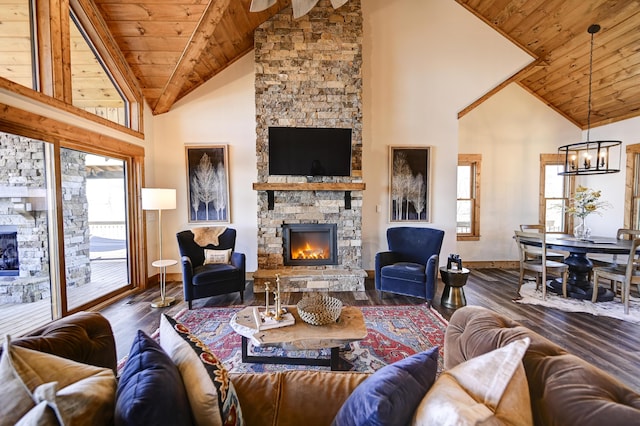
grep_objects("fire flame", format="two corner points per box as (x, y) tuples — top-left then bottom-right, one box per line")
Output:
(293, 242), (326, 260)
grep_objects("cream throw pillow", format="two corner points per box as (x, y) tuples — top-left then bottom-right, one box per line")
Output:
(412, 337), (533, 426)
(160, 314), (223, 426)
(0, 335), (116, 426)
(203, 248), (232, 265)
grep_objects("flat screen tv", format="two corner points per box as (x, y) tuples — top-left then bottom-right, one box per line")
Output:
(268, 127), (352, 177)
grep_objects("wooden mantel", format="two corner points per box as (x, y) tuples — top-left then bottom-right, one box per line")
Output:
(253, 182), (366, 210)
(252, 182), (365, 191)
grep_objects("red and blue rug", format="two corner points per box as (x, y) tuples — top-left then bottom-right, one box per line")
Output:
(171, 304), (447, 374)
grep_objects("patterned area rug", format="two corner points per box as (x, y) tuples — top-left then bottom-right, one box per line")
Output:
(171, 305), (447, 374)
(515, 281), (640, 324)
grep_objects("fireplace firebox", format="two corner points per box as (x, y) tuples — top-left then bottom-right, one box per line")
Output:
(283, 224), (338, 266)
(0, 226), (19, 277)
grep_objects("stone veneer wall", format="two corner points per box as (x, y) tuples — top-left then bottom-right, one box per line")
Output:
(254, 0), (364, 291)
(0, 132), (90, 303)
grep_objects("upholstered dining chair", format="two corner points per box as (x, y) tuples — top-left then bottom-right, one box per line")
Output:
(592, 232), (640, 314)
(514, 230), (568, 300)
(374, 227), (444, 306)
(519, 224), (565, 262)
(176, 227), (246, 309)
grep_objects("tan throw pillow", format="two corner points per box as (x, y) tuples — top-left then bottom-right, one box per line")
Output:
(203, 248), (232, 265)
(0, 335), (116, 426)
(412, 337), (533, 426)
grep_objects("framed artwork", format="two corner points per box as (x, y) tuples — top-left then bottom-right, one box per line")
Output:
(389, 146), (431, 222)
(185, 145), (230, 223)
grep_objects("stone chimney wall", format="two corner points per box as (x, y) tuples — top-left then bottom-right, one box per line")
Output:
(254, 0), (365, 291)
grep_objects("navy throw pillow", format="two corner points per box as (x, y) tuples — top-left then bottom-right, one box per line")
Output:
(332, 346), (439, 426)
(115, 330), (192, 426)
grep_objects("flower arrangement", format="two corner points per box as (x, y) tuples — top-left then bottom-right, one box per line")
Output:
(567, 186), (610, 219)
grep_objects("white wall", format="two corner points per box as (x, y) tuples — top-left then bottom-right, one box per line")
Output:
(457, 84), (580, 261)
(458, 85), (640, 262)
(360, 0), (531, 267)
(579, 116), (640, 237)
(149, 0), (640, 273)
(151, 54), (258, 272)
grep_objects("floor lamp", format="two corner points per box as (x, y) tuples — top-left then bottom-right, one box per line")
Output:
(142, 188), (177, 308)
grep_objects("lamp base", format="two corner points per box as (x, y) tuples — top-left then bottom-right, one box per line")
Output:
(151, 296), (176, 308)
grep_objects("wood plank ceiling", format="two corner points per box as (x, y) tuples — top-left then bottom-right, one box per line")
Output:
(93, 0), (291, 115)
(1, 0), (638, 127)
(456, 0), (640, 129)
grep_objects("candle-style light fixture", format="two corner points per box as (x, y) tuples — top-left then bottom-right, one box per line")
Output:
(557, 24), (622, 176)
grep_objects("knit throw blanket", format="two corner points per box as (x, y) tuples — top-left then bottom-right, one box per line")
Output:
(192, 226), (227, 247)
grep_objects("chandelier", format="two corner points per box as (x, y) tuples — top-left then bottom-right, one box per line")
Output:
(250, 0), (349, 19)
(557, 24), (622, 176)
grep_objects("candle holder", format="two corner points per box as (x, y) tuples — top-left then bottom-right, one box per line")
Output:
(264, 281), (274, 317)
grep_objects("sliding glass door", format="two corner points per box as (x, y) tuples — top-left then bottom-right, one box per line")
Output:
(0, 131), (136, 339)
(61, 149), (130, 311)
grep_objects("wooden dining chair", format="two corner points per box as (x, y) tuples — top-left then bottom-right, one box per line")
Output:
(514, 230), (568, 300)
(592, 234), (640, 314)
(519, 224), (565, 262)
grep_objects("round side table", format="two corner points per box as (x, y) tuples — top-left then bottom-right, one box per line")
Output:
(439, 266), (470, 309)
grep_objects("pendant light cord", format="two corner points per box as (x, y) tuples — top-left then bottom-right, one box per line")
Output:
(586, 24), (600, 142)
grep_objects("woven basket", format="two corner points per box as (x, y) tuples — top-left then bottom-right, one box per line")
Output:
(297, 295), (343, 326)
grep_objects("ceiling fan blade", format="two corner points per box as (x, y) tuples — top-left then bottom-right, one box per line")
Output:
(292, 0), (319, 18)
(250, 0), (277, 12)
(330, 0), (348, 9)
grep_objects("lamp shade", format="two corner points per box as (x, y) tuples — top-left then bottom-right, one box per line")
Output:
(141, 188), (176, 210)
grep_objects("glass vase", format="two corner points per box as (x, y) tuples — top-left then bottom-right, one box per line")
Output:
(574, 216), (592, 240)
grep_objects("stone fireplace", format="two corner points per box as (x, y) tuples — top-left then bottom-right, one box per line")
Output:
(253, 0), (366, 292)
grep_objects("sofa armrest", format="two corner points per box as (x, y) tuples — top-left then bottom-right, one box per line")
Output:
(374, 251), (399, 289)
(231, 251), (246, 278)
(5, 311), (117, 373)
(446, 306), (640, 426)
(425, 253), (439, 301)
(230, 371), (369, 426)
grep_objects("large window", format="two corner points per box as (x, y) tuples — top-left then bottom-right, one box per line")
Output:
(457, 154), (481, 240)
(0, 0), (35, 90)
(539, 154), (574, 233)
(70, 12), (128, 127)
(0, 1), (142, 132)
(0, 105), (146, 337)
(625, 144), (640, 229)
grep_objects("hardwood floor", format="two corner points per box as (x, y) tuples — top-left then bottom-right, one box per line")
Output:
(99, 268), (640, 392)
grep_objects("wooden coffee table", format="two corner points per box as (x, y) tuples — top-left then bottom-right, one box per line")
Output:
(230, 305), (367, 371)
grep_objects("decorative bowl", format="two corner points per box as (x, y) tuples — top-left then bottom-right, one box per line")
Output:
(296, 295), (343, 326)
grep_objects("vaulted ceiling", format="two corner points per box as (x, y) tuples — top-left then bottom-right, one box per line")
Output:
(4, 1), (639, 128)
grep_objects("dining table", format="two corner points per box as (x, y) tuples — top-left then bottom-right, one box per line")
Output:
(518, 234), (635, 302)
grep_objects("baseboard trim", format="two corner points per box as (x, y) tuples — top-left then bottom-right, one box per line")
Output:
(365, 261), (517, 276)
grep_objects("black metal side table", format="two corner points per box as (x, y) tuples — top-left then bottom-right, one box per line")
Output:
(439, 266), (470, 309)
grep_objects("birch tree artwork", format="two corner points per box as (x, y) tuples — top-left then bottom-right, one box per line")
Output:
(389, 147), (430, 222)
(186, 146), (230, 222)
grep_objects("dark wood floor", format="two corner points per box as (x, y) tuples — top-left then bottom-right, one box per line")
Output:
(99, 268), (640, 392)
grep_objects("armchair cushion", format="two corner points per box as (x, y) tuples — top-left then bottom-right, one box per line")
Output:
(381, 262), (425, 282)
(192, 264), (240, 285)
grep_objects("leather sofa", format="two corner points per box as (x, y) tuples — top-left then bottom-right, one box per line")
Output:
(5, 307), (640, 425)
(446, 306), (640, 426)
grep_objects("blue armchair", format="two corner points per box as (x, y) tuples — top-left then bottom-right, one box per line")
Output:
(176, 228), (246, 309)
(375, 227), (445, 306)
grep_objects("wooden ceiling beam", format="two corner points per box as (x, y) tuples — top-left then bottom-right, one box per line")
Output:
(152, 0), (232, 115)
(457, 58), (546, 120)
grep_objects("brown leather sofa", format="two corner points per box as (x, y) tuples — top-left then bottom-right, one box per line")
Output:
(445, 306), (640, 426)
(2, 311), (117, 373)
(6, 308), (640, 426)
